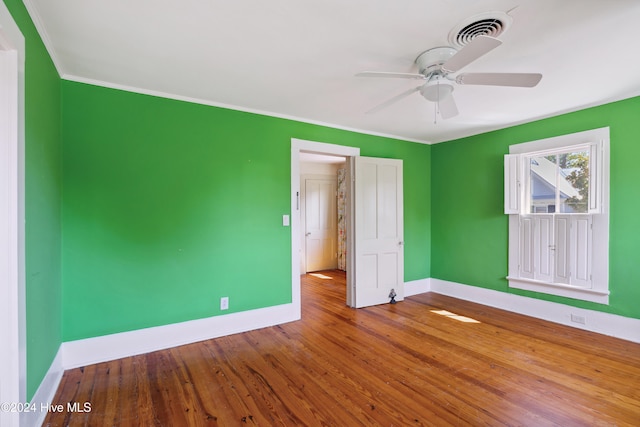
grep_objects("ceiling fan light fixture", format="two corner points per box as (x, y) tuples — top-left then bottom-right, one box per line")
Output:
(420, 79), (454, 102)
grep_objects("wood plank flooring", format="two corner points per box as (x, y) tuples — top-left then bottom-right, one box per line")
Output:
(43, 271), (640, 426)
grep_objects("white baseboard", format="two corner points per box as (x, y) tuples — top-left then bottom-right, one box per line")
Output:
(405, 277), (431, 297)
(61, 277), (431, 370)
(22, 346), (64, 427)
(31, 277), (638, 424)
(430, 278), (640, 344)
(23, 303), (298, 425)
(62, 279), (431, 369)
(60, 277), (640, 372)
(62, 302), (300, 369)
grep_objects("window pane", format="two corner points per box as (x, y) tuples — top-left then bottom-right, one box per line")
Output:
(529, 150), (589, 214)
(558, 150), (589, 213)
(529, 155), (557, 213)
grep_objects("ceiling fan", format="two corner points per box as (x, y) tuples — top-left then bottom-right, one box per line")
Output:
(356, 35), (542, 119)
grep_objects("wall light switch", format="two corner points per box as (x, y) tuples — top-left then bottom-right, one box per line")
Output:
(282, 214), (290, 227)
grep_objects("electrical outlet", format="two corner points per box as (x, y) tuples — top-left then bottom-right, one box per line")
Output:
(220, 297), (229, 310)
(570, 313), (586, 324)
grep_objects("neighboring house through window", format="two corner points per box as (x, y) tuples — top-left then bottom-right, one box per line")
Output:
(504, 127), (610, 304)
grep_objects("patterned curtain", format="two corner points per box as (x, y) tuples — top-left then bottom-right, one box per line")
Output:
(337, 168), (347, 271)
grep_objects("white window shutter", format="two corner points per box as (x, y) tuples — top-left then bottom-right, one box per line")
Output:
(588, 142), (601, 213)
(571, 215), (592, 288)
(504, 154), (520, 214)
(519, 216), (535, 279)
(534, 215), (554, 283)
(554, 215), (571, 285)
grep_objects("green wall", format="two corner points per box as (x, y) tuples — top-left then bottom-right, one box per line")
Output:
(432, 96), (640, 319)
(8, 0), (640, 399)
(3, 0), (63, 398)
(61, 81), (431, 341)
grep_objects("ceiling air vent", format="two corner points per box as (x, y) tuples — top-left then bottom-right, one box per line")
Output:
(448, 12), (513, 48)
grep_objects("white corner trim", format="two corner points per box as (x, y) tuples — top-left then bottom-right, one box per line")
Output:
(0, 7), (26, 427)
(21, 346), (64, 427)
(404, 278), (431, 297)
(431, 278), (640, 344)
(21, 1), (63, 76)
(62, 303), (299, 370)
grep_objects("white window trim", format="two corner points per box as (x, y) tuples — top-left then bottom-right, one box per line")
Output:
(506, 127), (610, 304)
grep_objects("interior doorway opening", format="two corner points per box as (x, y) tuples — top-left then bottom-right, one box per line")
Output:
(290, 139), (360, 314)
(291, 139), (404, 311)
(299, 152), (346, 275)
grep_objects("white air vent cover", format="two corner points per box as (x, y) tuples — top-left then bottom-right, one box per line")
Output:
(448, 12), (513, 48)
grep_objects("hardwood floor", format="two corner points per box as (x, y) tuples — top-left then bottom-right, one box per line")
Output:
(44, 271), (640, 426)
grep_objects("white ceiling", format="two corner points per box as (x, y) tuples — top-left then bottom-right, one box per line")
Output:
(25, 0), (640, 144)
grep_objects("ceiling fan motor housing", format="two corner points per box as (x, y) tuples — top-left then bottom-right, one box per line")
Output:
(415, 46), (457, 75)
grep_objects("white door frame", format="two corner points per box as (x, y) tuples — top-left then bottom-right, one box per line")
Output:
(0, 5), (26, 427)
(291, 139), (359, 314)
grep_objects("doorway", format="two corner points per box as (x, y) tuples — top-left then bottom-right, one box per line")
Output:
(299, 153), (346, 274)
(291, 139), (405, 311)
(290, 139), (359, 314)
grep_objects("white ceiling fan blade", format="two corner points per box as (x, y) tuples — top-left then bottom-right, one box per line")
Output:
(438, 94), (458, 119)
(456, 72), (542, 87)
(365, 86), (421, 114)
(356, 71), (427, 80)
(441, 35), (502, 73)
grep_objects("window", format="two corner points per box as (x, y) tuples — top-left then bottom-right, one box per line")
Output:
(528, 148), (590, 214)
(504, 128), (609, 304)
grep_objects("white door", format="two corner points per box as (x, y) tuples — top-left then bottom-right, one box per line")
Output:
(351, 156), (403, 308)
(305, 179), (337, 272)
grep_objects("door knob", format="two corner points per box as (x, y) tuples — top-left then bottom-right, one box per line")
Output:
(306, 232), (311, 236)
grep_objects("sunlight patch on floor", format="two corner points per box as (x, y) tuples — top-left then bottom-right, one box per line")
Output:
(431, 309), (481, 324)
(309, 273), (333, 280)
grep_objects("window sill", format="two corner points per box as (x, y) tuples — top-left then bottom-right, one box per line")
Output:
(507, 277), (609, 305)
